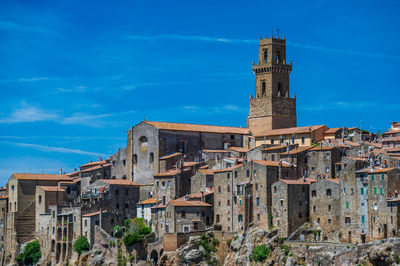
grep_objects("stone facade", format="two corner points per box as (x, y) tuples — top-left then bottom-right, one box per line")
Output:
(310, 179), (340, 241)
(271, 179), (312, 237)
(111, 147), (127, 179)
(308, 146), (342, 179)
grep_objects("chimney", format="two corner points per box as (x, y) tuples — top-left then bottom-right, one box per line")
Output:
(90, 160), (92, 163)
(59, 168), (62, 175)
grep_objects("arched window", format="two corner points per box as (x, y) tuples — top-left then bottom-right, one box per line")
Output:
(278, 82), (282, 96)
(262, 82), (266, 96)
(264, 50), (268, 63)
(276, 51), (280, 63)
(139, 136), (148, 153)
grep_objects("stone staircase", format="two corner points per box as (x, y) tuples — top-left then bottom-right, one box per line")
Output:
(15, 200), (36, 243)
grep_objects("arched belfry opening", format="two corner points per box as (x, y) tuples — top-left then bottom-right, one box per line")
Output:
(277, 82), (282, 96)
(262, 82), (266, 96)
(276, 51), (280, 63)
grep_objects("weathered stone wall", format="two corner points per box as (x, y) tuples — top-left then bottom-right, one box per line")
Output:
(110, 147), (127, 179)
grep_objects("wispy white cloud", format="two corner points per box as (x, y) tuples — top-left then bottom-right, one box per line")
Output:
(0, 141), (108, 157)
(0, 20), (63, 37)
(124, 34), (400, 59)
(0, 102), (59, 123)
(0, 102), (135, 127)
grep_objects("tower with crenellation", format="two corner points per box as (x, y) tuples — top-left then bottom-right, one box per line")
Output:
(247, 34), (297, 137)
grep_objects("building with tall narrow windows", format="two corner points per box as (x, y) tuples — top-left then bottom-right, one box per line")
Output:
(247, 35), (297, 137)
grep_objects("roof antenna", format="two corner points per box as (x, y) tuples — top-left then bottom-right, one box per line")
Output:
(277, 28), (280, 39)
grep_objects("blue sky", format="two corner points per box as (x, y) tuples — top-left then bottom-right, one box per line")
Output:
(0, 0), (399, 184)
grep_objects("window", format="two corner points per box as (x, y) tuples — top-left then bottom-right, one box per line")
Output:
(216, 215), (220, 223)
(361, 215), (365, 223)
(116, 203), (120, 209)
(181, 211), (186, 218)
(345, 217), (351, 224)
(301, 137), (305, 145)
(271, 154), (275, 161)
(85, 220), (88, 226)
(11, 185), (14, 191)
(371, 174), (375, 181)
(262, 82), (266, 96)
(274, 186), (277, 193)
(230, 134), (235, 140)
(123, 160), (126, 166)
(168, 181), (171, 187)
(276, 51), (280, 63)
(271, 139), (274, 145)
(227, 185), (230, 192)
(280, 199), (283, 206)
(313, 206), (316, 212)
(235, 171), (238, 178)
(326, 189), (331, 196)
(326, 152), (330, 160)
(298, 212), (302, 218)
(116, 189), (119, 195)
(351, 188), (354, 195)
(254, 170), (257, 177)
(326, 166), (330, 173)
(112, 160), (115, 167)
(256, 197), (260, 206)
(298, 201), (302, 206)
(328, 218), (332, 224)
(312, 190), (317, 197)
(125, 189), (129, 196)
(218, 186), (221, 193)
(380, 187), (383, 195)
(264, 50), (268, 63)
(238, 214), (243, 222)
(178, 140), (187, 153)
(183, 226), (189, 232)
(346, 202), (349, 208)
(162, 181), (165, 187)
(239, 199), (242, 206)
(381, 174), (385, 181)
(374, 187), (377, 195)
(257, 214), (260, 221)
(255, 183), (258, 191)
(317, 218), (320, 223)
(125, 203), (129, 209)
(132, 154), (137, 164)
(227, 173), (230, 179)
(328, 205), (331, 211)
(247, 170), (250, 177)
(38, 195), (42, 204)
(361, 188), (364, 195)
(149, 153), (154, 163)
(227, 200), (230, 206)
(156, 181), (159, 187)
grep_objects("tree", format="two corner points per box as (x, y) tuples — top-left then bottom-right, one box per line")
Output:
(16, 240), (41, 265)
(249, 244), (271, 262)
(113, 225), (123, 238)
(123, 232), (141, 246)
(73, 236), (90, 256)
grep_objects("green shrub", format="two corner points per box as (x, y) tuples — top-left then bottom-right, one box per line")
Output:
(21, 240), (41, 265)
(123, 232), (142, 246)
(226, 238), (232, 247)
(282, 256), (287, 264)
(16, 253), (25, 265)
(113, 225), (123, 238)
(249, 244), (271, 262)
(109, 240), (116, 247)
(125, 218), (152, 236)
(393, 254), (400, 264)
(306, 244), (309, 250)
(212, 238), (220, 246)
(129, 254), (135, 263)
(280, 244), (291, 256)
(73, 236), (90, 256)
(318, 258), (322, 266)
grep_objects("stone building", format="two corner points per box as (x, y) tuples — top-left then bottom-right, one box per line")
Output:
(338, 157), (369, 244)
(82, 210), (116, 246)
(309, 179), (340, 241)
(151, 199), (212, 239)
(0, 193), (8, 250)
(81, 179), (140, 225)
(35, 186), (65, 231)
(79, 159), (111, 190)
(111, 148), (127, 179)
(126, 120), (250, 185)
(247, 35), (297, 136)
(6, 173), (72, 261)
(271, 178), (314, 238)
(254, 125), (328, 147)
(308, 146), (342, 179)
(190, 169), (215, 194)
(137, 198), (161, 224)
(280, 146), (312, 178)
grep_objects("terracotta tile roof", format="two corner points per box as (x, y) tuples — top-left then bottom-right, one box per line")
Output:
(37, 186), (65, 192)
(326, 178), (339, 184)
(183, 161), (201, 167)
(170, 200), (212, 207)
(281, 146), (313, 155)
(80, 159), (109, 168)
(385, 147), (400, 152)
(199, 169), (215, 175)
(278, 178), (316, 185)
(342, 156), (367, 161)
(228, 147), (250, 153)
(80, 163), (111, 173)
(202, 149), (229, 153)
(13, 173), (72, 181)
(255, 125), (326, 137)
(176, 188), (214, 201)
(154, 169), (181, 177)
(214, 165), (242, 173)
(160, 152), (182, 160)
(310, 146), (336, 151)
(365, 142), (382, 148)
(383, 129), (400, 135)
(151, 203), (167, 209)
(83, 210), (102, 217)
(324, 128), (341, 134)
(262, 145), (288, 151)
(342, 140), (361, 147)
(137, 198), (161, 205)
(97, 179), (139, 186)
(145, 121), (249, 135)
(73, 178), (81, 183)
(253, 160), (291, 168)
(0, 195), (8, 199)
(356, 167), (396, 174)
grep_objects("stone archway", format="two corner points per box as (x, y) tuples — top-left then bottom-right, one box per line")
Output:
(56, 243), (61, 263)
(62, 243), (66, 262)
(150, 249), (158, 264)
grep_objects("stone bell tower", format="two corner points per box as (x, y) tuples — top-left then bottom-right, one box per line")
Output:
(247, 34), (297, 136)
